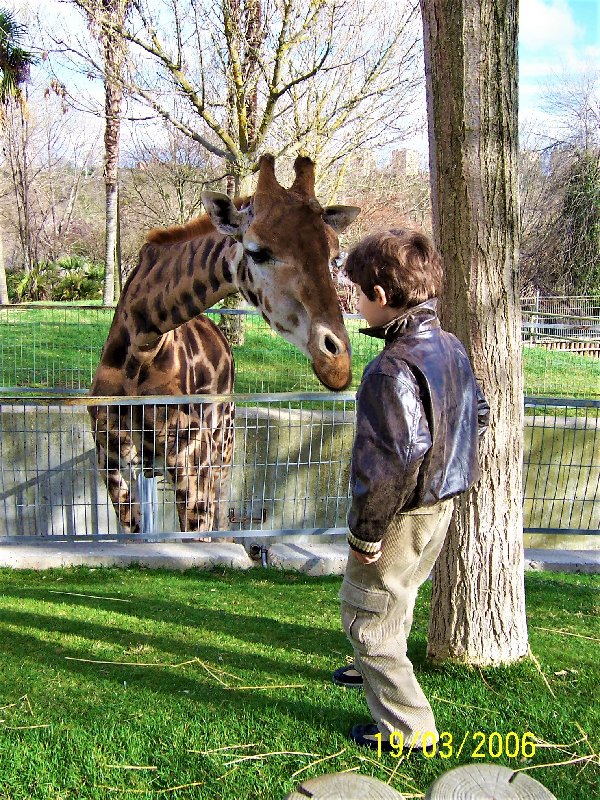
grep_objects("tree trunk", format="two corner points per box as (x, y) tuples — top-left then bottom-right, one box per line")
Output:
(101, 0), (125, 306)
(420, 0), (528, 664)
(0, 228), (8, 304)
(103, 181), (119, 305)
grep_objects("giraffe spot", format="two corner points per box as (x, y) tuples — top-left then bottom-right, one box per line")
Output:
(180, 292), (198, 319)
(125, 356), (140, 380)
(247, 267), (254, 284)
(131, 301), (160, 337)
(187, 242), (198, 275)
(194, 364), (212, 392)
(171, 305), (184, 325)
(192, 279), (207, 306)
(156, 296), (168, 323)
(138, 364), (150, 385)
(288, 313), (299, 328)
(222, 261), (233, 284)
(153, 347), (173, 369)
(217, 367), (233, 393)
(103, 326), (130, 368)
(200, 238), (213, 265)
(247, 289), (259, 308)
(264, 297), (272, 313)
(275, 322), (292, 334)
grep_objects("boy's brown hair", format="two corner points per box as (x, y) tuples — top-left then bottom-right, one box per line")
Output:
(344, 228), (443, 309)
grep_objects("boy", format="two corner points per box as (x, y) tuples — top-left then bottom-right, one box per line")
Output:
(334, 229), (489, 753)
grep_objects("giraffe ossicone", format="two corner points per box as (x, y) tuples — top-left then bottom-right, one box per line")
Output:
(90, 154), (361, 535)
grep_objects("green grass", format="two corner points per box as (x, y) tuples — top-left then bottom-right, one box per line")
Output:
(0, 567), (598, 799)
(0, 305), (598, 398)
(523, 346), (600, 400)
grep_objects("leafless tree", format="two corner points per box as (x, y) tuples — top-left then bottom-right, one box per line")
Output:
(0, 90), (100, 271)
(519, 70), (599, 294)
(122, 121), (220, 231)
(53, 0), (423, 195)
(71, 0), (130, 305)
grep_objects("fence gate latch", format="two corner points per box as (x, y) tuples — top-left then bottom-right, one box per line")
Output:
(228, 507), (267, 524)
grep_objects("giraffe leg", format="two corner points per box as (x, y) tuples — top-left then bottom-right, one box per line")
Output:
(90, 405), (142, 534)
(165, 405), (215, 540)
(209, 401), (235, 535)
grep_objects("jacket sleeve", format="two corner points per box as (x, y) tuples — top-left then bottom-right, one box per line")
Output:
(347, 371), (432, 555)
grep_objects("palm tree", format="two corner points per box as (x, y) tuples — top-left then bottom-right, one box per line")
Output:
(0, 9), (35, 303)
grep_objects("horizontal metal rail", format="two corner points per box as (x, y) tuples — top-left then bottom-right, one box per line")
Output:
(0, 391), (357, 405)
(0, 392), (597, 541)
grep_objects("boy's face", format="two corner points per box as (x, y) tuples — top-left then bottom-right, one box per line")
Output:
(356, 285), (402, 328)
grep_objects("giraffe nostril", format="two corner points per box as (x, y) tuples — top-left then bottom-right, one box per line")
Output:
(324, 334), (340, 356)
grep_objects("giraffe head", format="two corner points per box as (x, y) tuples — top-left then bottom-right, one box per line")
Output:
(202, 155), (360, 390)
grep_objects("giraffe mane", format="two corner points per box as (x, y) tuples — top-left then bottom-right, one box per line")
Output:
(145, 196), (252, 245)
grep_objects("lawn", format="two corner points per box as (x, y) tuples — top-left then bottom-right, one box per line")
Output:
(0, 567), (598, 799)
(0, 304), (599, 398)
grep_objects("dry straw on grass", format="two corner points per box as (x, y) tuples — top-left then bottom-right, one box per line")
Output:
(533, 626), (600, 643)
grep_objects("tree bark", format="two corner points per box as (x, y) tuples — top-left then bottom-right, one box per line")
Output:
(420, 0), (528, 664)
(0, 228), (8, 304)
(101, 0), (126, 305)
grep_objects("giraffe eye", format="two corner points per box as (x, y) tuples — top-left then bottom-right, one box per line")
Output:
(245, 247), (272, 264)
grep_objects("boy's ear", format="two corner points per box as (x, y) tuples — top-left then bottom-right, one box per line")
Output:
(373, 285), (388, 307)
(322, 205), (361, 232)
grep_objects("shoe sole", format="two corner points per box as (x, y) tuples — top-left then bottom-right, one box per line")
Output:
(332, 676), (363, 688)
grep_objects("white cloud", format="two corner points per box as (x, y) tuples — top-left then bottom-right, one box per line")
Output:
(520, 0), (580, 52)
(518, 0), (599, 130)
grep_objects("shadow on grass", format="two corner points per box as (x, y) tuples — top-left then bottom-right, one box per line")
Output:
(0, 582), (368, 734)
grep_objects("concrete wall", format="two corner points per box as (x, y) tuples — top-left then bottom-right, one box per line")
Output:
(0, 403), (598, 548)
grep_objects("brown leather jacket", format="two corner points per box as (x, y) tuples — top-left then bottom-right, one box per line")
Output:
(347, 299), (489, 555)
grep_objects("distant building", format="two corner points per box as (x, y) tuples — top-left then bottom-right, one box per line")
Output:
(390, 148), (421, 176)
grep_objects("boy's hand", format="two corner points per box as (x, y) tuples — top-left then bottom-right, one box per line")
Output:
(352, 547), (382, 564)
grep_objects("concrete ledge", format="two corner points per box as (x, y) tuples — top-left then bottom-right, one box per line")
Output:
(0, 541), (254, 571)
(1, 542), (598, 574)
(523, 548), (600, 574)
(267, 543), (349, 575)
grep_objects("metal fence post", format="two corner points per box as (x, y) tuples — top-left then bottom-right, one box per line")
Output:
(138, 474), (159, 536)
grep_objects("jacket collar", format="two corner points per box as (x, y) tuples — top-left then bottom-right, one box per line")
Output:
(360, 298), (440, 342)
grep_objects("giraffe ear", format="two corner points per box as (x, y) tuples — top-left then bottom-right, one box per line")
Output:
(322, 205), (361, 233)
(202, 191), (249, 237)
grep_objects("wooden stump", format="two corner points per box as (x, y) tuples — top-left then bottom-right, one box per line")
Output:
(424, 764), (556, 799)
(285, 772), (406, 799)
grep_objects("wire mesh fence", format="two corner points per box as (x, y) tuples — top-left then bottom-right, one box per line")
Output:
(0, 393), (597, 543)
(523, 398), (599, 535)
(0, 393), (355, 542)
(1, 302), (598, 398)
(0, 301), (598, 543)
(521, 294), (600, 319)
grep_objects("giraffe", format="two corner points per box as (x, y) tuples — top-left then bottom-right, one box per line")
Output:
(89, 154), (360, 536)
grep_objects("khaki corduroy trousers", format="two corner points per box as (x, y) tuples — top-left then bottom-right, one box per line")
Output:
(340, 500), (454, 745)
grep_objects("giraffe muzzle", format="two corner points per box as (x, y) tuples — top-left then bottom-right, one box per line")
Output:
(309, 324), (352, 391)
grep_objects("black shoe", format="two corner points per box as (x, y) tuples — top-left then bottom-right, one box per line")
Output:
(349, 723), (437, 756)
(332, 664), (363, 688)
(349, 723), (393, 751)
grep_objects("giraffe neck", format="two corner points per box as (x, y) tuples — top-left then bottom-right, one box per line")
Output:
(122, 231), (242, 349)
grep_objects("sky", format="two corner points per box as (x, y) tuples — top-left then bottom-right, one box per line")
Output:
(519, 0), (599, 129)
(4, 0), (600, 157)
